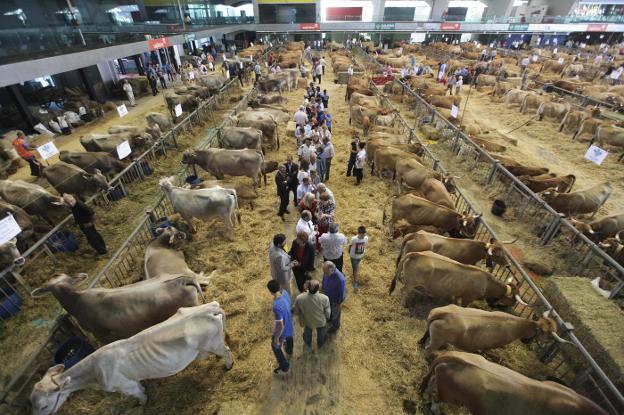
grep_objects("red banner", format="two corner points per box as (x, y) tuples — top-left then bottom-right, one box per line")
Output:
(147, 37), (170, 51)
(439, 22), (461, 31)
(586, 23), (608, 32)
(299, 23), (320, 30)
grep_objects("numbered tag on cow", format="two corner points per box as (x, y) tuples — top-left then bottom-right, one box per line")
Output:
(37, 141), (59, 160)
(450, 105), (459, 119)
(174, 104), (183, 117)
(117, 104), (128, 118)
(0, 214), (21, 245)
(584, 145), (608, 165)
(117, 140), (132, 160)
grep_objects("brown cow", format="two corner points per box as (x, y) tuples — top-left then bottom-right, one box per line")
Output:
(573, 117), (609, 141)
(570, 213), (624, 241)
(591, 125), (624, 153)
(373, 147), (421, 178)
(536, 101), (570, 122)
(421, 351), (609, 415)
(520, 93), (550, 114)
(427, 95), (461, 110)
(558, 109), (591, 133)
(492, 154), (549, 176)
(519, 174), (576, 193)
(418, 306), (564, 357)
(540, 182), (612, 216)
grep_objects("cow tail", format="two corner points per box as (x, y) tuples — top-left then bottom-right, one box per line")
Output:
(419, 364), (436, 395)
(382, 194), (396, 225)
(389, 254), (404, 294)
(396, 235), (408, 267)
(417, 325), (430, 346)
(230, 189), (240, 227)
(274, 121), (280, 149)
(178, 276), (205, 303)
(520, 95), (527, 113)
(536, 102), (544, 121)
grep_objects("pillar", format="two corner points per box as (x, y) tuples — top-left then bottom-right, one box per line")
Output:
(6, 85), (36, 130)
(373, 0), (386, 22)
(134, 55), (145, 75)
(429, 0), (449, 21)
(482, 0), (515, 18)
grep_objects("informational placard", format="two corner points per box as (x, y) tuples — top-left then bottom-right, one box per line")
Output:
(174, 104), (183, 117)
(0, 214), (22, 245)
(188, 71), (195, 80)
(532, 55), (538, 62)
(450, 105), (459, 118)
(117, 104), (128, 118)
(584, 145), (608, 165)
(37, 141), (59, 160)
(558, 57), (565, 64)
(116, 140), (132, 160)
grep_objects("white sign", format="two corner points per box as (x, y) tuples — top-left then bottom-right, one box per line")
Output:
(0, 214), (22, 245)
(174, 104), (183, 117)
(37, 141), (59, 160)
(532, 55), (538, 62)
(450, 105), (459, 119)
(188, 71), (195, 80)
(558, 58), (565, 64)
(78, 106), (87, 115)
(117, 104), (128, 118)
(553, 47), (558, 54)
(584, 145), (608, 165)
(116, 140), (132, 160)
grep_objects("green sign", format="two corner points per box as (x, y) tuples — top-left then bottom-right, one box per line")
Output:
(508, 23), (529, 31)
(184, 33), (196, 42)
(375, 23), (395, 30)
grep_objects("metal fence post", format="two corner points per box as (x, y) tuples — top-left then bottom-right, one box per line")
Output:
(484, 160), (499, 186)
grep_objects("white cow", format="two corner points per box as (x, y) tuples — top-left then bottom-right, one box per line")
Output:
(159, 177), (240, 237)
(30, 302), (233, 415)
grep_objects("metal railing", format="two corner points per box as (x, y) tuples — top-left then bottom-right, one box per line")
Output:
(355, 45), (624, 415)
(0, 45), (274, 415)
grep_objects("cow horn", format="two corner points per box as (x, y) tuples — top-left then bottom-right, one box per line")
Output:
(599, 242), (612, 248)
(616, 233), (622, 243)
(551, 331), (574, 345)
(543, 309), (552, 318)
(515, 294), (529, 306)
(502, 237), (518, 244)
(588, 228), (595, 234)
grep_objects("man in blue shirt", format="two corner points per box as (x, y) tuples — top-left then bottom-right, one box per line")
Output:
(267, 279), (294, 375)
(321, 261), (347, 334)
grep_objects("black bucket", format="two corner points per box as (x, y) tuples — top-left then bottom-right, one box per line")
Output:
(491, 199), (507, 216)
(106, 183), (127, 201)
(141, 160), (152, 176)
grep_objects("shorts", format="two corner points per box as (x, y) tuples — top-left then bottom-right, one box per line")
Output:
(350, 257), (362, 272)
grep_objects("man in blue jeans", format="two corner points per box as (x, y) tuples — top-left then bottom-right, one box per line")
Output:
(294, 280), (331, 349)
(321, 261), (347, 334)
(267, 279), (294, 375)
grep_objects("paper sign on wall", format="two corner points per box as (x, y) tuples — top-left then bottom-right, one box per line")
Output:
(116, 140), (132, 160)
(450, 105), (459, 118)
(37, 141), (59, 160)
(174, 104), (183, 117)
(117, 104), (128, 117)
(532, 55), (538, 62)
(584, 145), (608, 165)
(0, 214), (22, 245)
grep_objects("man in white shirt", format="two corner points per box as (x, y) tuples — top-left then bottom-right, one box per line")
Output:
(296, 210), (316, 247)
(316, 183), (335, 205)
(354, 142), (366, 185)
(319, 57), (327, 75)
(298, 138), (314, 164)
(296, 176), (315, 202)
(319, 223), (348, 272)
(314, 63), (323, 84)
(294, 107), (308, 127)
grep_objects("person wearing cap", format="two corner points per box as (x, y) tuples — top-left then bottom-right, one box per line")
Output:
(296, 176), (315, 204)
(294, 107), (308, 128)
(319, 223), (348, 273)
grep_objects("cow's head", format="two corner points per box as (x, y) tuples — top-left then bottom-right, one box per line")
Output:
(0, 238), (24, 267)
(159, 176), (177, 191)
(83, 169), (112, 192)
(484, 237), (517, 268)
(130, 133), (155, 150)
(539, 187), (559, 203)
(527, 309), (574, 345)
(598, 231), (624, 253)
(31, 273), (88, 297)
(31, 364), (71, 415)
(457, 212), (481, 239)
(181, 149), (198, 165)
(569, 218), (594, 236)
(441, 175), (458, 194)
(155, 226), (187, 245)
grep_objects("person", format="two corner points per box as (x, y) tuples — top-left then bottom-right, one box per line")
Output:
(447, 74), (456, 95)
(309, 169), (321, 187)
(354, 142), (366, 185)
(294, 107), (308, 128)
(437, 61), (446, 83)
(346, 134), (360, 177)
(298, 137), (314, 165)
(321, 89), (329, 109)
(269, 234), (298, 297)
(324, 112), (333, 132)
(314, 61), (323, 84)
(455, 75), (463, 95)
(298, 192), (318, 223)
(275, 165), (289, 219)
(347, 65), (354, 82)
(12, 131), (41, 176)
(231, 43), (237, 56)
(610, 65), (623, 85)
(296, 210), (316, 247)
(157, 66), (167, 89)
(481, 48), (488, 61)
(348, 226), (368, 291)
(267, 279), (294, 375)
(288, 232), (315, 293)
(296, 176), (315, 204)
(62, 193), (107, 255)
(321, 261), (347, 334)
(294, 280), (331, 349)
(148, 73), (158, 96)
(316, 193), (336, 241)
(122, 80), (135, 107)
(185, 14), (192, 25)
(319, 137), (334, 181)
(316, 183), (335, 204)
(319, 222), (347, 272)
(299, 63), (308, 78)
(319, 56), (326, 75)
(254, 62), (262, 83)
(236, 64), (244, 87)
(284, 155), (299, 206)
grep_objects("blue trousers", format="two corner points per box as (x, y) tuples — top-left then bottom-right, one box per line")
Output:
(271, 336), (293, 371)
(329, 303), (342, 332)
(303, 326), (327, 348)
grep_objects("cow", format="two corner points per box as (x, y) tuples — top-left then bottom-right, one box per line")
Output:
(146, 112), (173, 132)
(418, 306), (567, 357)
(182, 148), (263, 188)
(396, 231), (515, 271)
(0, 198), (34, 254)
(520, 93), (550, 114)
(383, 194), (480, 239)
(195, 179), (259, 210)
(540, 182), (612, 217)
(392, 159), (456, 209)
(345, 85), (374, 101)
(42, 162), (112, 201)
(558, 109), (591, 133)
(31, 273), (206, 344)
(536, 101), (570, 122)
(590, 125), (624, 155)
(427, 95), (461, 110)
(257, 73), (290, 94)
(256, 94), (288, 105)
(573, 117), (609, 141)
(30, 302), (233, 415)
(491, 81), (515, 98)
(518, 174), (576, 194)
(420, 351), (609, 415)
(230, 111), (279, 150)
(164, 93), (200, 118)
(108, 124), (161, 140)
(504, 89), (532, 107)
(80, 133), (154, 158)
(492, 154), (549, 177)
(59, 151), (127, 178)
(0, 180), (65, 225)
(476, 74), (497, 89)
(569, 213), (624, 241)
(372, 147), (422, 178)
(390, 251), (524, 307)
(261, 160), (279, 187)
(160, 176), (240, 236)
(197, 73), (227, 93)
(0, 237), (24, 268)
(471, 137), (507, 153)
(349, 104), (380, 130)
(218, 127), (263, 152)
(598, 232), (624, 267)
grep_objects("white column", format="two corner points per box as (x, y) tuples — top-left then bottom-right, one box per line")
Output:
(429, 0), (449, 20)
(252, 0), (260, 23)
(372, 0), (386, 22)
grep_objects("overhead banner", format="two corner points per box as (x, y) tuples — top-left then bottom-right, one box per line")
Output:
(147, 37), (170, 51)
(586, 23), (608, 32)
(439, 22), (461, 31)
(508, 23), (529, 31)
(375, 23), (395, 30)
(299, 23), (320, 30)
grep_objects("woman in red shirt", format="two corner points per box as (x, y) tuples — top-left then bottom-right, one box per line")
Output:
(12, 131), (40, 176)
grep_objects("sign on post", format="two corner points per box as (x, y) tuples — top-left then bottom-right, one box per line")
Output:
(147, 37), (170, 51)
(299, 23), (320, 30)
(584, 145), (608, 165)
(174, 104), (183, 117)
(375, 23), (395, 30)
(37, 141), (59, 160)
(440, 22), (461, 31)
(0, 214), (22, 245)
(117, 104), (128, 118)
(450, 105), (459, 118)
(508, 23), (529, 31)
(116, 140), (132, 160)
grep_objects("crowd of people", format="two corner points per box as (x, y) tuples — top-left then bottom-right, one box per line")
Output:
(267, 71), (370, 376)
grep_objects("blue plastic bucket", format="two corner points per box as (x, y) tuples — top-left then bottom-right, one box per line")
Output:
(151, 217), (172, 237)
(53, 336), (94, 369)
(47, 230), (80, 253)
(185, 175), (201, 186)
(106, 183), (127, 201)
(0, 287), (22, 319)
(141, 160), (152, 176)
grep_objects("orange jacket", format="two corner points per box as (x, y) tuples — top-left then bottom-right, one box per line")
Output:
(12, 137), (34, 159)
